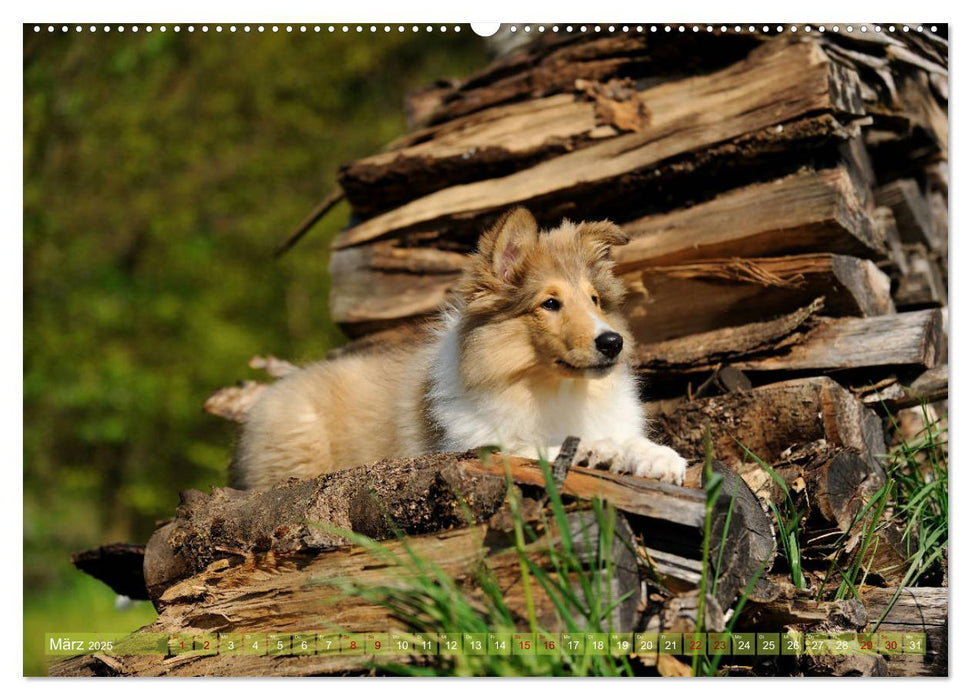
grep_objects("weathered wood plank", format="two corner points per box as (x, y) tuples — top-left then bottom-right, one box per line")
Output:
(862, 587), (947, 676)
(734, 308), (944, 373)
(626, 253), (892, 343)
(875, 179), (938, 249)
(333, 41), (864, 250)
(636, 299), (824, 370)
(329, 168), (887, 333)
(416, 31), (761, 127)
(614, 168), (884, 271)
(638, 308), (943, 377)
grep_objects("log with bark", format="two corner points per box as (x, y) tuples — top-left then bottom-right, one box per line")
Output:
(53, 449), (776, 677)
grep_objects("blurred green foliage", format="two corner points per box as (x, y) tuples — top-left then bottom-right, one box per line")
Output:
(23, 26), (490, 673)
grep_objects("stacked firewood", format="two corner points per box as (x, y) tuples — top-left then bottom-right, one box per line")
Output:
(325, 28), (948, 674)
(323, 30), (949, 676)
(57, 27), (947, 678)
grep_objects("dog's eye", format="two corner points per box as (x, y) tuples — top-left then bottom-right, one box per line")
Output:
(591, 295), (599, 306)
(541, 298), (561, 311)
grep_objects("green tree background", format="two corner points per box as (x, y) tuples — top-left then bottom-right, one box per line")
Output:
(23, 26), (490, 675)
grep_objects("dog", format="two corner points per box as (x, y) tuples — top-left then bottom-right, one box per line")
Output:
(230, 207), (687, 491)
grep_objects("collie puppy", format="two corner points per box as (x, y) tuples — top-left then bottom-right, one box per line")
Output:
(231, 208), (687, 491)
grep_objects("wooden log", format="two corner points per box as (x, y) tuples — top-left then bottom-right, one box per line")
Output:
(141, 449), (750, 604)
(648, 377), (888, 490)
(614, 168), (884, 272)
(741, 587), (868, 629)
(874, 206), (908, 273)
(861, 587), (947, 676)
(733, 308), (944, 373)
(332, 41), (865, 250)
(57, 453), (775, 677)
(415, 31), (761, 128)
(142, 451), (510, 602)
(626, 253), (892, 343)
(894, 251), (947, 310)
(636, 299), (824, 371)
(339, 92), (613, 218)
(53, 514), (637, 677)
(897, 364), (949, 408)
(875, 179), (938, 249)
(638, 308), (944, 378)
(338, 42), (865, 219)
(330, 167), (887, 334)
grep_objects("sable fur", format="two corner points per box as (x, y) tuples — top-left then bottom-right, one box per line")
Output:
(232, 208), (687, 491)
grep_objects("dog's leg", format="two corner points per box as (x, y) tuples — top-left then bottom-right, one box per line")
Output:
(575, 437), (687, 486)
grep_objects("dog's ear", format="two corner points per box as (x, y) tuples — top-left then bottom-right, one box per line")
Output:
(578, 220), (630, 261)
(480, 207), (538, 283)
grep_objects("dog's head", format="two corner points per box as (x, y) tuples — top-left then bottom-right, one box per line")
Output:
(454, 207), (634, 387)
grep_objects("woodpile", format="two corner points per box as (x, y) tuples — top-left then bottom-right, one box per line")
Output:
(56, 27), (947, 677)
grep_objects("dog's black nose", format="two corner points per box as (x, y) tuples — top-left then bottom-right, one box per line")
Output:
(595, 332), (623, 359)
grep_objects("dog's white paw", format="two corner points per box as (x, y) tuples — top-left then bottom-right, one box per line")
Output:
(574, 438), (624, 471)
(574, 437), (686, 486)
(617, 439), (687, 486)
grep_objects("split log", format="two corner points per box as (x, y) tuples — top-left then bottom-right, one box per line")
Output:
(875, 206), (908, 272)
(332, 41), (865, 250)
(861, 587), (947, 676)
(626, 253), (892, 343)
(613, 168), (883, 272)
(638, 307), (944, 379)
(894, 251), (947, 310)
(733, 308), (943, 373)
(413, 31), (761, 128)
(875, 179), (938, 249)
(330, 166), (887, 334)
(338, 39), (860, 220)
(898, 364), (949, 408)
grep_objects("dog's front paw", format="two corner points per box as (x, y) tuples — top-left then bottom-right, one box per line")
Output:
(613, 439), (687, 486)
(574, 438), (623, 471)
